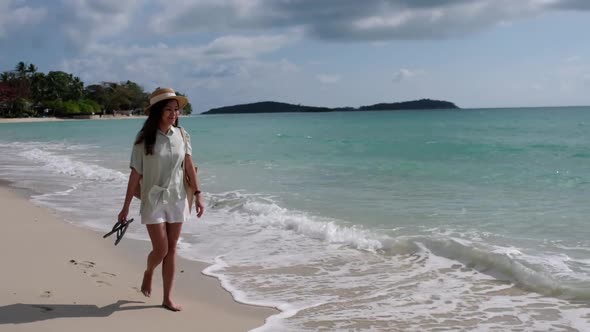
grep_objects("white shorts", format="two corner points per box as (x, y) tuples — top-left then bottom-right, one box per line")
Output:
(141, 199), (188, 225)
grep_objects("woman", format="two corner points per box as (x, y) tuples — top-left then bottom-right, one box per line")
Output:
(118, 87), (204, 312)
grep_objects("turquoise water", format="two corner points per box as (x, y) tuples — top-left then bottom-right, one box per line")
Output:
(1, 107), (589, 331)
(198, 109), (590, 240)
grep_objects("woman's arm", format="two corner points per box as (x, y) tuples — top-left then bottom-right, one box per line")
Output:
(185, 155), (204, 218)
(118, 168), (141, 222)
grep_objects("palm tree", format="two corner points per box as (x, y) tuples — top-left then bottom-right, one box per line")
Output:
(15, 62), (27, 79)
(0, 72), (13, 83)
(27, 63), (38, 77)
(30, 72), (47, 103)
(8, 62), (30, 100)
(71, 76), (83, 100)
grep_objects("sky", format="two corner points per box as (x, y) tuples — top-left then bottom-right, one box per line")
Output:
(1, 0), (590, 112)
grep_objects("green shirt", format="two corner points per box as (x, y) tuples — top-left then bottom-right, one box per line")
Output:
(130, 126), (193, 216)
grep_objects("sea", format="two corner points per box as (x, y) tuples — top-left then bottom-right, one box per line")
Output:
(0, 107), (589, 331)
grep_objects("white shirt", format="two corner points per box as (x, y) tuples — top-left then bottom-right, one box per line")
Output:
(130, 126), (193, 216)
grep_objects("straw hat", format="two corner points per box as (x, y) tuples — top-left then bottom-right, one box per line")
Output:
(144, 87), (189, 115)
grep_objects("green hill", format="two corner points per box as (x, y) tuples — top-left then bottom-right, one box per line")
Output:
(202, 99), (458, 114)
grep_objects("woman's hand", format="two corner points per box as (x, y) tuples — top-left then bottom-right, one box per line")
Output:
(118, 206), (129, 222)
(119, 168), (140, 223)
(196, 195), (205, 218)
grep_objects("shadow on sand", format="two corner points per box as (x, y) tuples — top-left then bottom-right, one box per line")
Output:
(0, 300), (160, 324)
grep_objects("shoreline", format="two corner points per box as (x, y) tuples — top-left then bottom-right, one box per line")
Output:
(0, 117), (70, 123)
(0, 116), (148, 124)
(0, 181), (278, 332)
(0, 115), (202, 124)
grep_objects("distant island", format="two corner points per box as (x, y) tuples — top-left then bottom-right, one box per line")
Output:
(202, 99), (459, 115)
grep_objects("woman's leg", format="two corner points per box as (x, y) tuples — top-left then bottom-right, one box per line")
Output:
(161, 222), (183, 311)
(142, 223), (169, 297)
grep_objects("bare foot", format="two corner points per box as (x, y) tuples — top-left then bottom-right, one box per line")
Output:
(162, 301), (182, 312)
(141, 270), (152, 297)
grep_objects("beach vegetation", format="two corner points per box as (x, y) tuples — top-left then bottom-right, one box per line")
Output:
(0, 62), (193, 118)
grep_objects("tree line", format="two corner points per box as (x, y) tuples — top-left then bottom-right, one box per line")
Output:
(0, 62), (192, 118)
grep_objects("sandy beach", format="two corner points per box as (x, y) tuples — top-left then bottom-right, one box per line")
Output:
(0, 117), (146, 124)
(0, 117), (69, 123)
(0, 115), (191, 124)
(0, 184), (277, 332)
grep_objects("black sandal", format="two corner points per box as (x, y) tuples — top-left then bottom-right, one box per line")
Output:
(103, 219), (134, 245)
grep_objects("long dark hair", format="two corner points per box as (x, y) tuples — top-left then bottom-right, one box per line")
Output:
(134, 99), (180, 155)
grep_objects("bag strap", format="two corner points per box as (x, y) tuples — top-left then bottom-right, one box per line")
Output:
(179, 126), (189, 171)
(179, 126), (189, 162)
(179, 126), (187, 145)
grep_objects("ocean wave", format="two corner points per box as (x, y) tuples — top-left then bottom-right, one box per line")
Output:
(417, 236), (590, 301)
(209, 191), (383, 251)
(0, 141), (97, 151)
(208, 191), (590, 301)
(19, 148), (126, 182)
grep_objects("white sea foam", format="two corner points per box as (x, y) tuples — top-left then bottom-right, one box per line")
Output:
(19, 148), (126, 182)
(202, 191), (590, 298)
(171, 190), (590, 331)
(207, 191), (384, 251)
(0, 141), (96, 151)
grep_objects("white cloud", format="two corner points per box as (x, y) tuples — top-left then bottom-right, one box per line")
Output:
(370, 41), (392, 47)
(147, 0), (590, 41)
(522, 60), (590, 98)
(565, 55), (582, 63)
(60, 0), (139, 50)
(201, 34), (296, 60)
(83, 32), (296, 64)
(278, 59), (300, 73)
(0, 1), (47, 38)
(59, 33), (301, 111)
(392, 68), (422, 82)
(316, 74), (341, 84)
(557, 62), (590, 90)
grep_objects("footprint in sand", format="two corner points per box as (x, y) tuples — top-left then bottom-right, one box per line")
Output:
(70, 259), (99, 275)
(69, 259), (120, 288)
(79, 261), (96, 269)
(90, 272), (117, 281)
(69, 259), (95, 269)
